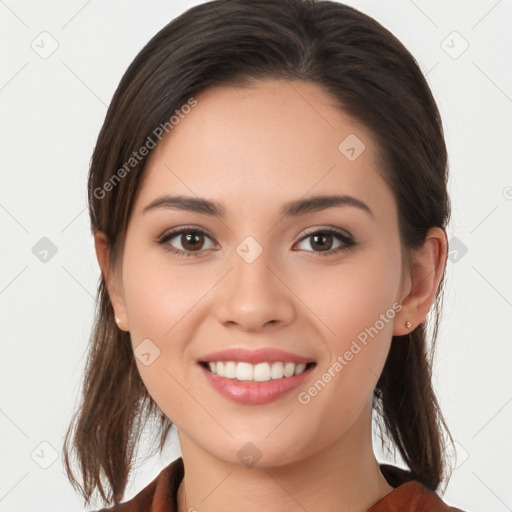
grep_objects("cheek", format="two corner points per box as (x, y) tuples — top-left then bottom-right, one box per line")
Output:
(292, 248), (400, 414)
(121, 238), (213, 344)
(133, 353), (189, 426)
(292, 246), (402, 352)
(119, 240), (215, 422)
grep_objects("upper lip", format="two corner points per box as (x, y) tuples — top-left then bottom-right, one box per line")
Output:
(198, 347), (315, 365)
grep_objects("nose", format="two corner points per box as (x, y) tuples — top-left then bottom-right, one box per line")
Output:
(214, 244), (296, 332)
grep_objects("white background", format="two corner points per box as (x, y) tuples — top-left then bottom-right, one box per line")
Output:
(1, 1), (511, 511)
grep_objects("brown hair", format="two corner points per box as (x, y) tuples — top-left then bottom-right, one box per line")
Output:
(63, 0), (453, 506)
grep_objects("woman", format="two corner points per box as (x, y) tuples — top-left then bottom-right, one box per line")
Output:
(63, 1), (466, 510)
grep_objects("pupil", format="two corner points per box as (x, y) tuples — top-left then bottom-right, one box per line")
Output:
(312, 233), (332, 251)
(183, 232), (202, 250)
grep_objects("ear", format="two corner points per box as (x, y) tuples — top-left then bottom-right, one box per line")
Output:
(393, 227), (448, 336)
(93, 231), (130, 331)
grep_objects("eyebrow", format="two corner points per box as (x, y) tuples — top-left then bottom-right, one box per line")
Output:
(142, 193), (374, 218)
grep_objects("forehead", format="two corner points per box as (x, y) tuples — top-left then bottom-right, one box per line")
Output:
(134, 79), (395, 220)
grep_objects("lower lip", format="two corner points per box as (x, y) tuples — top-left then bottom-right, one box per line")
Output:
(200, 364), (315, 405)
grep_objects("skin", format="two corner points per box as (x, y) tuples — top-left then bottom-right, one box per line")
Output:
(95, 79), (447, 512)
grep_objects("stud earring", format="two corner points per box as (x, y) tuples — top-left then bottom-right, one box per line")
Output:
(115, 317), (124, 330)
(405, 321), (412, 329)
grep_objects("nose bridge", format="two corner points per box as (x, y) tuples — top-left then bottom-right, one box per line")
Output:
(215, 235), (295, 329)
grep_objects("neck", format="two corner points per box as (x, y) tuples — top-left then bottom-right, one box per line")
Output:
(176, 404), (394, 512)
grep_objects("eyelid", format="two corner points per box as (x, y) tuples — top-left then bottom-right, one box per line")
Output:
(298, 225), (353, 240)
(157, 225), (217, 249)
(158, 225), (215, 240)
(157, 224), (356, 257)
(158, 224), (353, 242)
(294, 226), (355, 255)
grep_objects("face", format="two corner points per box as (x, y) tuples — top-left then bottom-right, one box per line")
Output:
(108, 79), (409, 466)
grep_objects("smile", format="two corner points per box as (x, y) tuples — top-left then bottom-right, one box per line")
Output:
(199, 360), (316, 405)
(201, 360), (313, 381)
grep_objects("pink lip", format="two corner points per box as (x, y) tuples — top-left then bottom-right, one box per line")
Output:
(198, 347), (314, 365)
(199, 363), (315, 405)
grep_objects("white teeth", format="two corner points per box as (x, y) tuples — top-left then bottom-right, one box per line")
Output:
(283, 362), (295, 377)
(294, 363), (306, 375)
(270, 361), (284, 379)
(253, 362), (271, 382)
(236, 362), (253, 381)
(224, 361), (237, 379)
(206, 361), (310, 381)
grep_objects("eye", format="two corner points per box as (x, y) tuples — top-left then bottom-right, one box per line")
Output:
(157, 227), (216, 258)
(294, 228), (355, 257)
(157, 226), (355, 259)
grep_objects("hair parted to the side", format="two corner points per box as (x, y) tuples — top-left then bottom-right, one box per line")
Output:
(62, 0), (453, 507)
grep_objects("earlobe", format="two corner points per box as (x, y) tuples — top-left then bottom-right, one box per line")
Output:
(114, 316), (128, 331)
(93, 231), (130, 331)
(393, 227), (448, 336)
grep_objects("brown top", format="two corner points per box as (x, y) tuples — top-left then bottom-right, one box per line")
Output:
(93, 457), (466, 512)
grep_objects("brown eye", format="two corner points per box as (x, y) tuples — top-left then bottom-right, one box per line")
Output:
(295, 228), (355, 256)
(180, 231), (206, 251)
(310, 233), (334, 252)
(158, 227), (215, 257)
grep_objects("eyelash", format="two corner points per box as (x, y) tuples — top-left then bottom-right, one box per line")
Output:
(156, 226), (356, 259)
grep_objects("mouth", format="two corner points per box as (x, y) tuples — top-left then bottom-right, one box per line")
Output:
(197, 348), (317, 405)
(198, 360), (316, 382)
(197, 347), (317, 404)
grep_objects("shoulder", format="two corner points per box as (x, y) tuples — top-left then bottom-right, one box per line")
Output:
(367, 480), (466, 512)
(368, 464), (467, 512)
(90, 457), (184, 512)
(89, 459), (467, 512)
